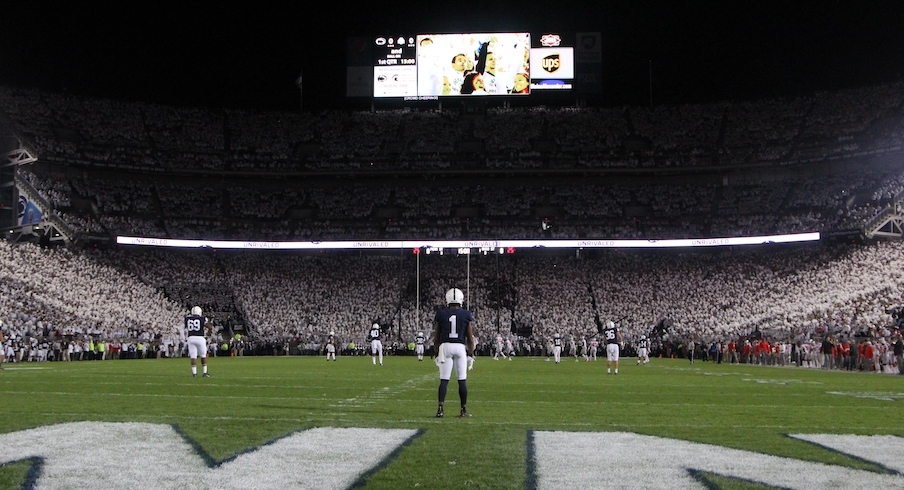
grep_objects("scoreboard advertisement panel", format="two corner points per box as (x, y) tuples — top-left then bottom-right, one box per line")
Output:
(364, 31), (579, 100)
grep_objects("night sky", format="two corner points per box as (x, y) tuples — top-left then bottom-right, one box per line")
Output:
(3, 1), (904, 112)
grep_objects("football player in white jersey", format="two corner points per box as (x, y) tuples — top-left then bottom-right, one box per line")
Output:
(415, 331), (426, 361)
(368, 322), (384, 366)
(493, 335), (507, 360)
(568, 336), (578, 361)
(183, 306), (211, 378)
(325, 331), (337, 361)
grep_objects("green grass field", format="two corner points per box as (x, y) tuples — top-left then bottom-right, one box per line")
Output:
(1, 354), (902, 489)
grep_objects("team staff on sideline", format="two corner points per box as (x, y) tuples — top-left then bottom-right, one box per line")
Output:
(183, 306), (211, 378)
(603, 320), (623, 374)
(0, 320), (5, 369)
(433, 288), (476, 418)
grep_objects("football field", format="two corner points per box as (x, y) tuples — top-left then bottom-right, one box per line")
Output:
(1, 354), (902, 489)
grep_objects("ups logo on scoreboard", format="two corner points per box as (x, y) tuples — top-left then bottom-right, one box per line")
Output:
(541, 54), (561, 73)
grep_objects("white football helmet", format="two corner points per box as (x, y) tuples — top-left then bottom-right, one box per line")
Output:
(607, 320), (615, 328)
(191, 306), (202, 316)
(445, 288), (464, 305)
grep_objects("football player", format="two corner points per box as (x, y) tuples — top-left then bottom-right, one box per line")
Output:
(325, 331), (337, 361)
(637, 335), (650, 365)
(568, 335), (578, 361)
(368, 322), (383, 366)
(552, 333), (563, 364)
(493, 334), (507, 360)
(415, 331), (426, 361)
(603, 320), (623, 374)
(433, 288), (475, 418)
(184, 306), (211, 378)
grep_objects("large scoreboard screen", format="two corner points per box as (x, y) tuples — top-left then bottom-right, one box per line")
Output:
(364, 31), (579, 100)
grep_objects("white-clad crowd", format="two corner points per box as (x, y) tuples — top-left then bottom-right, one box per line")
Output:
(16, 158), (904, 245)
(2, 81), (904, 366)
(2, 238), (903, 367)
(3, 80), (904, 175)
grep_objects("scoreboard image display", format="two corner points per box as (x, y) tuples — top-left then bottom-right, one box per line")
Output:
(414, 32), (530, 96)
(366, 31), (577, 100)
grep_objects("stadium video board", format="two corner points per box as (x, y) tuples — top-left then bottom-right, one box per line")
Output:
(370, 31), (575, 100)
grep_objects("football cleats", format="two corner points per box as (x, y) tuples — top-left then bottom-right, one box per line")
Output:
(445, 288), (464, 305)
(191, 306), (202, 316)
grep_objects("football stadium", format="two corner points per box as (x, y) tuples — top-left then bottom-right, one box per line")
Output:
(2, 5), (904, 489)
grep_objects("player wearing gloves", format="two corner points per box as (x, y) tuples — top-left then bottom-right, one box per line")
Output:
(184, 306), (211, 378)
(433, 287), (476, 418)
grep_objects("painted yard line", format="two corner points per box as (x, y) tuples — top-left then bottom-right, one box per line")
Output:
(2, 413), (901, 433)
(330, 373), (436, 408)
(2, 390), (897, 413)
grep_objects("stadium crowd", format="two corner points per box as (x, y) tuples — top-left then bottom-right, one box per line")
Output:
(1, 83), (904, 373)
(3, 81), (903, 173)
(1, 237), (902, 374)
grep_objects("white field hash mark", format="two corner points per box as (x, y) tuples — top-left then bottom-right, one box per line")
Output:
(826, 391), (904, 401)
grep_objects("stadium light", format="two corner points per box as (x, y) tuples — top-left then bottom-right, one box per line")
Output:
(116, 232), (821, 251)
